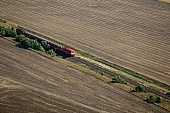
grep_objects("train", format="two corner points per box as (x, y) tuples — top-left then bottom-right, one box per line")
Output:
(16, 28), (75, 57)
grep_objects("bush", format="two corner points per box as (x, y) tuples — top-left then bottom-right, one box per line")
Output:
(15, 35), (45, 51)
(0, 26), (6, 36)
(39, 45), (45, 52)
(134, 85), (146, 92)
(21, 38), (31, 49)
(0, 30), (6, 36)
(0, 19), (6, 23)
(46, 49), (56, 56)
(15, 35), (26, 42)
(146, 95), (157, 103)
(5, 21), (18, 29)
(146, 95), (163, 103)
(0, 20), (17, 37)
(155, 96), (163, 103)
(11, 27), (15, 31)
(100, 72), (105, 76)
(41, 41), (50, 51)
(29, 40), (41, 50)
(5, 29), (16, 37)
(112, 76), (127, 84)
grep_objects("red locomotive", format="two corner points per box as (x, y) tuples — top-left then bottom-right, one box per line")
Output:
(16, 28), (75, 56)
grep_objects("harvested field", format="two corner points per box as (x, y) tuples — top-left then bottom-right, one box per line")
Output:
(0, 0), (170, 86)
(0, 38), (169, 112)
(160, 0), (170, 3)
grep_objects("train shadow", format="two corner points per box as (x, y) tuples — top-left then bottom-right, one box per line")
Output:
(55, 50), (72, 59)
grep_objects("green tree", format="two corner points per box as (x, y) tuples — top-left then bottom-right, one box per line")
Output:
(29, 40), (41, 50)
(0, 30), (6, 36)
(0, 19), (6, 23)
(0, 26), (6, 36)
(155, 96), (163, 103)
(46, 49), (56, 56)
(112, 76), (127, 84)
(5, 29), (16, 37)
(146, 95), (163, 103)
(134, 85), (146, 92)
(100, 72), (105, 76)
(15, 35), (26, 42)
(39, 45), (45, 52)
(146, 95), (157, 103)
(41, 41), (50, 51)
(21, 38), (31, 49)
(11, 27), (15, 31)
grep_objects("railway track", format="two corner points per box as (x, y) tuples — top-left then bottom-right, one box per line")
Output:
(1, 0), (170, 85)
(66, 57), (170, 100)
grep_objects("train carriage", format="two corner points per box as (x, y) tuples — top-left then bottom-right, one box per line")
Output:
(16, 28), (75, 56)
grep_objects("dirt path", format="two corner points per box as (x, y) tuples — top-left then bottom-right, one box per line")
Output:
(0, 38), (169, 112)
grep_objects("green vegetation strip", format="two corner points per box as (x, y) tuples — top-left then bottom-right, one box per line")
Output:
(146, 94), (163, 104)
(77, 50), (153, 83)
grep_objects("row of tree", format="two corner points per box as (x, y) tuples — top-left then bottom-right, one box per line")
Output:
(0, 21), (56, 56)
(15, 34), (56, 56)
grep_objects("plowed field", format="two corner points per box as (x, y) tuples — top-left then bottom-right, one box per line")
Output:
(0, 0), (170, 86)
(0, 38), (169, 112)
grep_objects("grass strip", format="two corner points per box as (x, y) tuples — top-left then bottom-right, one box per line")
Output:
(93, 57), (153, 83)
(77, 50), (153, 83)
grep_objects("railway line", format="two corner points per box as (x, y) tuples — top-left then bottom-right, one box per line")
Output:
(66, 57), (170, 100)
(0, 1), (170, 87)
(0, 0), (170, 112)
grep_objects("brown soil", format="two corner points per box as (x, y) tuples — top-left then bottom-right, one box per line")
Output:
(0, 38), (169, 112)
(0, 0), (170, 86)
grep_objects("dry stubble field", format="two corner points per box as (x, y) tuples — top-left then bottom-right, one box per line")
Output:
(0, 0), (170, 86)
(1, 38), (169, 113)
